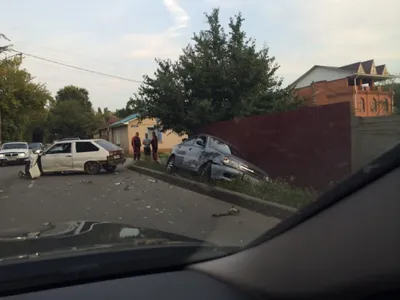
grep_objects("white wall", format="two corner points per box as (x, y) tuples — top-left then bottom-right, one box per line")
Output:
(295, 67), (353, 88)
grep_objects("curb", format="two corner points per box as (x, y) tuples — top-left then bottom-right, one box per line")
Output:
(126, 164), (297, 220)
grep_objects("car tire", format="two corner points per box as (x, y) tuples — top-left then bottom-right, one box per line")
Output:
(84, 161), (101, 175)
(104, 165), (117, 172)
(198, 162), (212, 182)
(166, 155), (177, 173)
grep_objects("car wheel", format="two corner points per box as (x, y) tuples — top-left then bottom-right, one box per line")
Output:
(84, 161), (101, 175)
(198, 162), (212, 182)
(166, 155), (177, 173)
(104, 165), (117, 172)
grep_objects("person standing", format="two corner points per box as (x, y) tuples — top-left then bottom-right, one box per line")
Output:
(131, 132), (141, 161)
(150, 131), (159, 162)
(142, 133), (151, 159)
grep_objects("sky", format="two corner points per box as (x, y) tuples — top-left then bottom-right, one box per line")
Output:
(1, 0), (399, 111)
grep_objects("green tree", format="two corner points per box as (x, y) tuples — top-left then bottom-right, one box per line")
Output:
(131, 8), (302, 135)
(115, 100), (136, 118)
(55, 85), (93, 113)
(0, 56), (52, 143)
(48, 86), (101, 139)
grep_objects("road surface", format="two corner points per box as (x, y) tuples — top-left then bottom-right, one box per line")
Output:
(0, 163), (280, 246)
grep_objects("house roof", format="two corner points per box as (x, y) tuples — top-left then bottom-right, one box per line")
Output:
(340, 62), (364, 73)
(109, 113), (139, 128)
(289, 65), (353, 87)
(291, 59), (392, 88)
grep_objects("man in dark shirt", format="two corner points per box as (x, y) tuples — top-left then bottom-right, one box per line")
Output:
(131, 132), (141, 161)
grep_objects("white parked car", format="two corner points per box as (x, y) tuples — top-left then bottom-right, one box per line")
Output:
(0, 142), (31, 166)
(28, 139), (126, 175)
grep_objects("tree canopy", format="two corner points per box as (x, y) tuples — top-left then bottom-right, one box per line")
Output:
(130, 8), (302, 135)
(47, 86), (102, 140)
(55, 85), (93, 113)
(0, 56), (53, 143)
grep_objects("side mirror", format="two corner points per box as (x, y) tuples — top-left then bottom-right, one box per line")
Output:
(196, 139), (204, 147)
(35, 149), (43, 154)
(182, 138), (187, 142)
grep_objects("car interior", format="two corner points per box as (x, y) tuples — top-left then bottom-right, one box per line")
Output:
(0, 144), (398, 300)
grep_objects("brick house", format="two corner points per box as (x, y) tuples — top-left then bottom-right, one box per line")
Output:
(292, 59), (394, 116)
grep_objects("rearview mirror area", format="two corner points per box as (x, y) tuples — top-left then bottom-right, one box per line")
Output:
(195, 139), (204, 146)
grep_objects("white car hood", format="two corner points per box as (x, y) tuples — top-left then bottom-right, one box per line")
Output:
(0, 149), (29, 154)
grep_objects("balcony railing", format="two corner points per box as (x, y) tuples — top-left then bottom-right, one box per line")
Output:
(355, 86), (392, 93)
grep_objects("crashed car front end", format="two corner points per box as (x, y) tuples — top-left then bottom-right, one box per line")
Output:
(210, 156), (270, 184)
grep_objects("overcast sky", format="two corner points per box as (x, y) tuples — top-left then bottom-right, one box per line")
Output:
(1, 0), (399, 110)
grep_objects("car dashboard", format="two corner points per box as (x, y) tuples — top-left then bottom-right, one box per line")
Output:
(1, 270), (254, 300)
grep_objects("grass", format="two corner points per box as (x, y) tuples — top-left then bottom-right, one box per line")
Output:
(133, 159), (316, 209)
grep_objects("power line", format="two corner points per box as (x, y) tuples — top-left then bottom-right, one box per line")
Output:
(10, 48), (144, 84)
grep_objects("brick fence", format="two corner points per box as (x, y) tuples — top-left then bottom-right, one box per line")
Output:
(196, 102), (352, 191)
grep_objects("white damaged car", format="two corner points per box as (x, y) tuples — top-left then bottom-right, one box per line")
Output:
(24, 139), (126, 177)
(0, 142), (31, 166)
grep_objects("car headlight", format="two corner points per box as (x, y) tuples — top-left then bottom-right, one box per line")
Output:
(0, 154), (4, 158)
(222, 157), (240, 169)
(18, 153), (26, 157)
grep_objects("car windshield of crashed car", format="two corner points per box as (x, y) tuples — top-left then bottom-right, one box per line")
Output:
(208, 137), (244, 158)
(0, 0), (398, 277)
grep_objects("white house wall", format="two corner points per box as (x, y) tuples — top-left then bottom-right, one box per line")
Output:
(295, 67), (353, 88)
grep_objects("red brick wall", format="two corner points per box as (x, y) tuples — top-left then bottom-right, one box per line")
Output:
(296, 79), (393, 117)
(196, 102), (352, 191)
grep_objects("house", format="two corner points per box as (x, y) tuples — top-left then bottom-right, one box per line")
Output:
(109, 113), (186, 154)
(93, 115), (120, 141)
(292, 59), (394, 117)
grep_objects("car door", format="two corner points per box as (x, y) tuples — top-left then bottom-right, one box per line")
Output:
(183, 135), (207, 171)
(74, 141), (101, 170)
(41, 142), (74, 172)
(174, 136), (197, 169)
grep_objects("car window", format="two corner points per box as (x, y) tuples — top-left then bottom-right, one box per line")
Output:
(1, 143), (28, 150)
(28, 143), (42, 149)
(76, 142), (99, 153)
(46, 143), (72, 154)
(197, 135), (207, 146)
(209, 137), (243, 157)
(94, 140), (121, 151)
(182, 136), (197, 146)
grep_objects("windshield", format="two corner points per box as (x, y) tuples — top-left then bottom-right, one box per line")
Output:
(1, 143), (28, 150)
(28, 143), (41, 149)
(0, 0), (398, 278)
(209, 137), (244, 158)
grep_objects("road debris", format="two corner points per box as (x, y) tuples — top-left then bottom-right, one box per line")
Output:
(79, 180), (93, 184)
(212, 206), (241, 218)
(146, 205), (152, 209)
(0, 189), (3, 193)
(114, 182), (121, 185)
(148, 178), (157, 183)
(124, 185), (130, 190)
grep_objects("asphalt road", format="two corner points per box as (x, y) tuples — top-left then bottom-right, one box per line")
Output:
(0, 162), (280, 246)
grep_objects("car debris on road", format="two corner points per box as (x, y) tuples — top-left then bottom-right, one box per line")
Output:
(211, 206), (240, 217)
